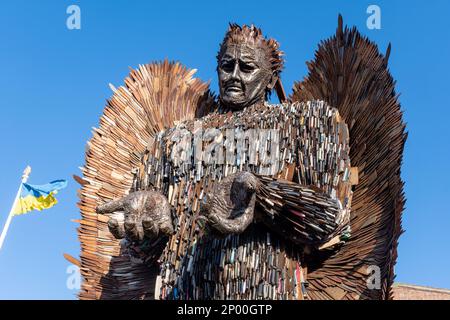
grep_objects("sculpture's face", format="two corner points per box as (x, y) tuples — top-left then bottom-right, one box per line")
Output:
(218, 44), (275, 110)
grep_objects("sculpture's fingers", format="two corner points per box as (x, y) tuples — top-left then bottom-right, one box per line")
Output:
(231, 199), (255, 232)
(141, 192), (174, 236)
(195, 215), (208, 227)
(208, 211), (250, 234)
(107, 217), (125, 239)
(124, 214), (143, 242)
(142, 216), (159, 240)
(158, 202), (174, 236)
(208, 193), (230, 219)
(135, 215), (145, 242)
(209, 214), (239, 234)
(97, 198), (125, 214)
(207, 213), (224, 232)
(200, 193), (213, 217)
(230, 172), (258, 205)
(209, 194), (256, 234)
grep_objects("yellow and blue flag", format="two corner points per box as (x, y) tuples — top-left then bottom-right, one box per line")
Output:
(12, 180), (67, 215)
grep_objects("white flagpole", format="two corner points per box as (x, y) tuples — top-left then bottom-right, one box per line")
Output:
(0, 166), (32, 251)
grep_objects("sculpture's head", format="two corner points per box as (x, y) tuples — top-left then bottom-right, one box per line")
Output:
(217, 24), (284, 110)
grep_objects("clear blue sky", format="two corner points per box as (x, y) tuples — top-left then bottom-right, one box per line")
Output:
(0, 0), (449, 299)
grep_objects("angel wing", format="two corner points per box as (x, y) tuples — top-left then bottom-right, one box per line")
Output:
(75, 60), (216, 299)
(289, 15), (407, 299)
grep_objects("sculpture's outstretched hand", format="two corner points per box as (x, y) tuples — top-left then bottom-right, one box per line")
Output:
(96, 190), (174, 242)
(202, 172), (259, 234)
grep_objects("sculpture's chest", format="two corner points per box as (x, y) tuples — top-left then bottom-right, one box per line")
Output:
(137, 102), (341, 300)
(142, 103), (312, 190)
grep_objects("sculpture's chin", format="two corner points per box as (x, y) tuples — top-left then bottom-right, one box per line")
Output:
(221, 94), (265, 111)
(220, 89), (267, 111)
(220, 96), (247, 111)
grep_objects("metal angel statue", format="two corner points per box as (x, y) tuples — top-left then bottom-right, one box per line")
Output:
(73, 15), (406, 300)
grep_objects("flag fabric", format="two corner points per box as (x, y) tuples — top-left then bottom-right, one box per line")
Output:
(12, 180), (67, 215)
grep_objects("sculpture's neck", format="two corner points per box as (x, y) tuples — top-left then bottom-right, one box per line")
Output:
(218, 99), (267, 114)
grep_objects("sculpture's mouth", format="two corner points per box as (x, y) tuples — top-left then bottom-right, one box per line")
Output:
(225, 84), (243, 94)
(223, 80), (244, 95)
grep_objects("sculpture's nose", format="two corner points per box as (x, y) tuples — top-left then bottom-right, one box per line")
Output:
(231, 62), (240, 80)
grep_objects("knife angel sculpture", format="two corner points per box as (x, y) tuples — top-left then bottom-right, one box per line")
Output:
(74, 16), (406, 300)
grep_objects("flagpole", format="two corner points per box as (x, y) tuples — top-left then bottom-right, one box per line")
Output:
(0, 166), (32, 251)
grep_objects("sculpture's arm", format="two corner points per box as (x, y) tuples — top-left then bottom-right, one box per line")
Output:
(255, 176), (353, 249)
(253, 102), (355, 249)
(202, 171), (353, 249)
(203, 102), (356, 249)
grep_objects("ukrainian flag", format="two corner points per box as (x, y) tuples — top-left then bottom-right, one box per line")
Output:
(12, 180), (68, 215)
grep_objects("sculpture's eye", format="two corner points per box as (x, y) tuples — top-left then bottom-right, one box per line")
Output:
(239, 61), (257, 73)
(220, 60), (235, 73)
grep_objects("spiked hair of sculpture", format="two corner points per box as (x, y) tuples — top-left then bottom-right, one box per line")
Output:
(217, 23), (284, 76)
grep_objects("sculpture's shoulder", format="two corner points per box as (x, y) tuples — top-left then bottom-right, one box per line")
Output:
(258, 99), (349, 145)
(158, 99), (345, 140)
(217, 100), (345, 131)
(262, 100), (343, 121)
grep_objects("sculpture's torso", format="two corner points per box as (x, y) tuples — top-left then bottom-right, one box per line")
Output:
(135, 100), (350, 300)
